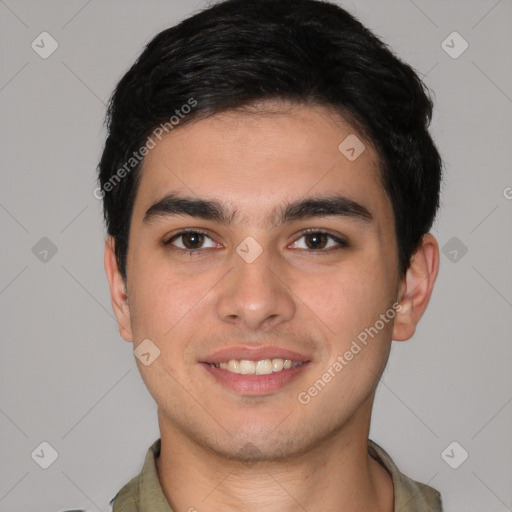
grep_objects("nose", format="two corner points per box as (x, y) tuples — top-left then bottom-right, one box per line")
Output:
(215, 245), (296, 331)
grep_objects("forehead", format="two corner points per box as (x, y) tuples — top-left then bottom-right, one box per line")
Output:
(131, 102), (392, 227)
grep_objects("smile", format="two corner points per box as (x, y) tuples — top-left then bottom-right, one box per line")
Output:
(208, 358), (305, 375)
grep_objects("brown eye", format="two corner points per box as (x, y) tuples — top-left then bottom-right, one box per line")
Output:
(290, 230), (348, 252)
(164, 230), (218, 253)
(181, 232), (205, 249)
(304, 232), (328, 249)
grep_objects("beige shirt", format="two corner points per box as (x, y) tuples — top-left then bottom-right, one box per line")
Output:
(110, 438), (442, 511)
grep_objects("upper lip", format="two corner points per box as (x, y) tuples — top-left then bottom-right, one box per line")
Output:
(201, 346), (311, 364)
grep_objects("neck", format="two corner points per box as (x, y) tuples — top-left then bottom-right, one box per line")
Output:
(155, 398), (394, 512)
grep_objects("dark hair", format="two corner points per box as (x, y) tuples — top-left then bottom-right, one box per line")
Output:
(98, 0), (442, 280)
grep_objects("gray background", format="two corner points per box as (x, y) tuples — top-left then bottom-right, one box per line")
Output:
(0, 0), (511, 511)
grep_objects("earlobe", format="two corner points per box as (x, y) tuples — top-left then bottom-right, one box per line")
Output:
(392, 233), (440, 342)
(104, 236), (134, 342)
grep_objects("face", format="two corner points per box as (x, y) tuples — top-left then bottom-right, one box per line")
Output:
(107, 101), (411, 461)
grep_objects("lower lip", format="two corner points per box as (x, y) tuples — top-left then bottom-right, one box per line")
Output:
(200, 362), (311, 395)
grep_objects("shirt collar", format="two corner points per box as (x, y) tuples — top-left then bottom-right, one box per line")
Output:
(139, 439), (173, 512)
(112, 438), (442, 512)
(368, 439), (442, 511)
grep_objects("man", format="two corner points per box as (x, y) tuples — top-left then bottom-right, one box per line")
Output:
(98, 0), (443, 510)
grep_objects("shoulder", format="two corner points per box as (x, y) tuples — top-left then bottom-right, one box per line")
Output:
(368, 439), (443, 512)
(109, 474), (141, 512)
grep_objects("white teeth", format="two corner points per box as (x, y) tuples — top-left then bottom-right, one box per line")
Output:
(210, 358), (304, 375)
(227, 360), (240, 373)
(239, 360), (256, 374)
(272, 358), (284, 372)
(255, 359), (273, 375)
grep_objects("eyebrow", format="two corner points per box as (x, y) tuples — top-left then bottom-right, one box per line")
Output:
(142, 192), (373, 227)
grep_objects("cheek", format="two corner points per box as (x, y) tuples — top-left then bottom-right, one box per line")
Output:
(304, 257), (395, 378)
(301, 262), (390, 329)
(128, 261), (195, 342)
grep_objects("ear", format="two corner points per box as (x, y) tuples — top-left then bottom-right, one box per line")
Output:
(392, 233), (440, 341)
(104, 236), (133, 342)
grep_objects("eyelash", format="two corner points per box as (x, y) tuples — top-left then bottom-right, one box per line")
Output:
(163, 228), (349, 257)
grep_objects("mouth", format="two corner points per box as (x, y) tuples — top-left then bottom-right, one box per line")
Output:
(206, 358), (305, 374)
(200, 346), (311, 395)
